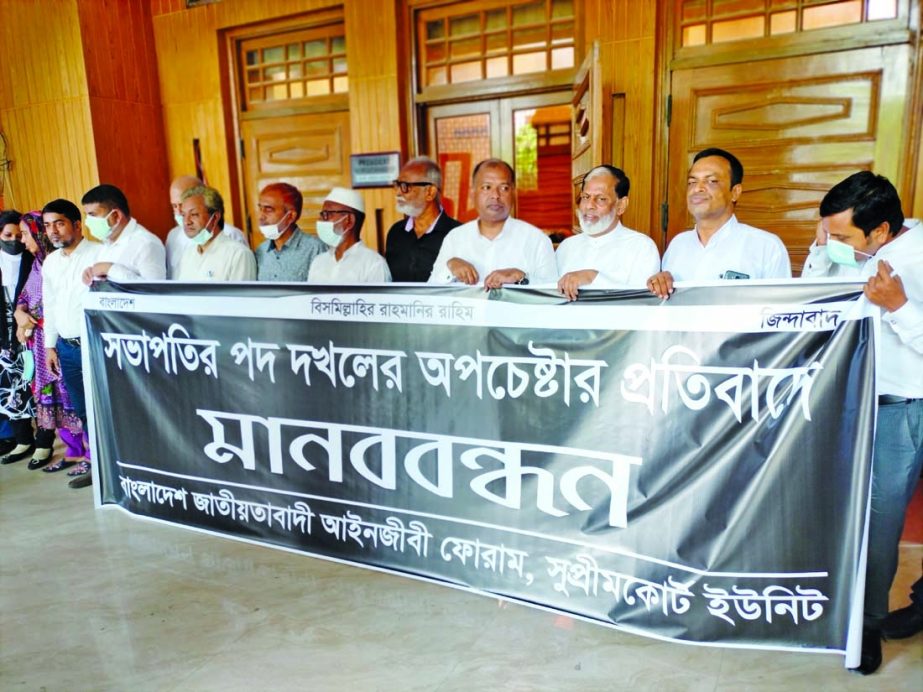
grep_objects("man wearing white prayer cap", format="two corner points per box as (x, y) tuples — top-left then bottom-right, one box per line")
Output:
(308, 187), (391, 283)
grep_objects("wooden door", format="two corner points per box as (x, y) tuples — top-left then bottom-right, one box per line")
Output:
(425, 92), (573, 235)
(668, 45), (911, 273)
(240, 111), (351, 247)
(571, 41), (605, 186)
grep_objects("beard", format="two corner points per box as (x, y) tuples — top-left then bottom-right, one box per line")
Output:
(578, 210), (616, 236)
(396, 199), (425, 217)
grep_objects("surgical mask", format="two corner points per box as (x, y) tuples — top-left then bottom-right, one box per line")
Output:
(826, 237), (873, 267)
(317, 219), (345, 247)
(173, 212), (184, 229)
(0, 239), (25, 255)
(191, 214), (215, 247)
(85, 209), (116, 241)
(259, 213), (291, 241)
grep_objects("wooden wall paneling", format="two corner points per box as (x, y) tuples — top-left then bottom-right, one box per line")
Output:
(0, 0), (98, 211)
(344, 0), (404, 250)
(75, 0), (172, 237)
(151, 0), (343, 231)
(582, 0), (659, 240)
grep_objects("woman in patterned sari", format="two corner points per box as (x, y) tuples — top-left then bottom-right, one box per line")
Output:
(14, 212), (87, 472)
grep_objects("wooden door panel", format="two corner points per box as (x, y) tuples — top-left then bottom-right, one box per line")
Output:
(669, 46), (909, 273)
(241, 111), (351, 247)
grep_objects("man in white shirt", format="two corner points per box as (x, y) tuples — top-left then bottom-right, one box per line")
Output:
(165, 175), (247, 279)
(176, 186), (256, 281)
(807, 171), (923, 675)
(428, 158), (556, 288)
(556, 165), (660, 300)
(80, 184), (166, 284)
(41, 198), (101, 489)
(647, 148), (791, 298)
(307, 187), (392, 283)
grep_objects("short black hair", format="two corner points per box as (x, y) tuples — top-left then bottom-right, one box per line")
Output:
(693, 148), (744, 187)
(472, 158), (515, 186)
(42, 198), (82, 223)
(819, 171), (904, 238)
(0, 209), (23, 228)
(582, 165), (630, 198)
(81, 183), (130, 217)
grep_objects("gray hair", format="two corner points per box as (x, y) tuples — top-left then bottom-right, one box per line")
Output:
(182, 185), (224, 215)
(405, 157), (443, 190)
(181, 185), (225, 229)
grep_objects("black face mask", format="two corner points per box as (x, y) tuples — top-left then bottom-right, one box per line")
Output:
(0, 239), (25, 256)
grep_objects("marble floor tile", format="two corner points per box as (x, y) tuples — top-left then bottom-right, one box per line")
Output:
(1, 458), (920, 691)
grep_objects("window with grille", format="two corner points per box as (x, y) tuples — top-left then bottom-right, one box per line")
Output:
(417, 0), (575, 89)
(678, 0), (898, 48)
(239, 23), (347, 110)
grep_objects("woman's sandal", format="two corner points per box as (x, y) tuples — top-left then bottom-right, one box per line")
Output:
(66, 461), (91, 477)
(42, 459), (77, 474)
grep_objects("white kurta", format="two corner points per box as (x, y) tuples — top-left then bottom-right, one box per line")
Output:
(175, 233), (256, 281)
(662, 215), (791, 281)
(308, 242), (392, 283)
(555, 223), (660, 288)
(166, 223), (247, 279)
(427, 216), (557, 285)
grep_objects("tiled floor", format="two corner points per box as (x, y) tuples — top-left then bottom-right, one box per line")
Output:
(1, 459), (920, 691)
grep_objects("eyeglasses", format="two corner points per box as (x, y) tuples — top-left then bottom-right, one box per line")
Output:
(392, 180), (433, 194)
(318, 209), (357, 221)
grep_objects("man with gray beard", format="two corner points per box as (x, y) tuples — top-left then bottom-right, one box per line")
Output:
(556, 165), (660, 300)
(384, 157), (460, 282)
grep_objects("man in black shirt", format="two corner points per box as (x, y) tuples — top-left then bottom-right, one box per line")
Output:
(385, 157), (460, 282)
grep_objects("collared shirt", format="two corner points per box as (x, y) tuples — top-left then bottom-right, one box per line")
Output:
(42, 238), (102, 346)
(165, 223), (247, 279)
(176, 233), (256, 281)
(97, 218), (166, 281)
(859, 219), (923, 397)
(555, 222), (661, 288)
(308, 241), (392, 283)
(662, 215), (791, 281)
(427, 216), (557, 285)
(255, 226), (326, 282)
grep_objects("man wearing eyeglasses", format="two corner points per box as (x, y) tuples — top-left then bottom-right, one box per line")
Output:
(427, 158), (556, 288)
(556, 165), (661, 301)
(385, 157), (461, 282)
(307, 187), (391, 283)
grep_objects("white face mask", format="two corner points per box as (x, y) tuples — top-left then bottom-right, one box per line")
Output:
(578, 210), (616, 236)
(191, 214), (215, 246)
(85, 209), (116, 241)
(173, 212), (184, 229)
(316, 218), (345, 247)
(259, 212), (291, 241)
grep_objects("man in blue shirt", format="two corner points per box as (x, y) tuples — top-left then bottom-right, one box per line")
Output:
(255, 183), (325, 282)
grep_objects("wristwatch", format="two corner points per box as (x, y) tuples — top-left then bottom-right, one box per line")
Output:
(516, 272), (529, 285)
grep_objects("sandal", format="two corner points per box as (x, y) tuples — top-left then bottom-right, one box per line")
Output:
(67, 461), (91, 477)
(42, 459), (77, 474)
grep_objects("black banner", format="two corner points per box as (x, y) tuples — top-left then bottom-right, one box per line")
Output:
(85, 282), (874, 661)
